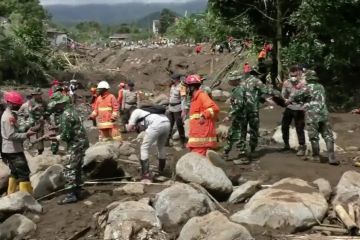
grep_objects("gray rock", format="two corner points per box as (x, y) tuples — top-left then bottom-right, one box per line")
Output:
(228, 181), (262, 204)
(104, 201), (161, 240)
(0, 214), (37, 240)
(216, 124), (229, 140)
(313, 178), (332, 200)
(211, 90), (228, 102)
(30, 164), (66, 199)
(26, 150), (63, 173)
(0, 192), (42, 214)
(0, 162), (10, 190)
(114, 183), (145, 195)
(173, 119), (189, 140)
(83, 141), (124, 179)
(153, 183), (214, 231)
(152, 93), (169, 106)
(231, 178), (328, 232)
(176, 153), (233, 196)
(333, 171), (360, 205)
(178, 211), (253, 240)
(119, 141), (136, 156)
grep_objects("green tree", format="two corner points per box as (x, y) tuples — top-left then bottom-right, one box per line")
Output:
(159, 8), (177, 35)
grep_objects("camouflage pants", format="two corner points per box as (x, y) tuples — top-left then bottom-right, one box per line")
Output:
(241, 112), (259, 150)
(224, 117), (246, 153)
(307, 119), (334, 143)
(64, 145), (87, 191)
(2, 152), (30, 181)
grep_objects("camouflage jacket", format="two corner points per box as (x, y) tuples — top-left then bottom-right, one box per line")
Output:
(58, 105), (89, 149)
(29, 99), (49, 126)
(290, 83), (329, 122)
(229, 84), (246, 118)
(243, 75), (275, 113)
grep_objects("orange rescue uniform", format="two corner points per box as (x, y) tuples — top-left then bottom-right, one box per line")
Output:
(91, 92), (122, 141)
(187, 89), (219, 156)
(258, 49), (267, 60)
(117, 87), (124, 106)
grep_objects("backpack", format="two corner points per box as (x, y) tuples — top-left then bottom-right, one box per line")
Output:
(140, 105), (166, 114)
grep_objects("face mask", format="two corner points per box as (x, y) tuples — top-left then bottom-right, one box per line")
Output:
(290, 77), (297, 82)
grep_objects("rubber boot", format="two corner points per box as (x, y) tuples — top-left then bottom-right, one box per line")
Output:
(19, 181), (33, 194)
(140, 159), (152, 182)
(180, 137), (187, 149)
(7, 177), (17, 195)
(57, 192), (78, 205)
(296, 145), (307, 156)
(310, 141), (320, 162)
(326, 141), (340, 165)
(158, 159), (166, 174)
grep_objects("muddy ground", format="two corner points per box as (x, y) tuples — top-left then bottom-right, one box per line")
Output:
(28, 106), (360, 240)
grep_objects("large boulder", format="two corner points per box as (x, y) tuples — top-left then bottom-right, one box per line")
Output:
(152, 93), (169, 106)
(333, 171), (360, 205)
(0, 161), (10, 190)
(0, 192), (42, 214)
(153, 183), (214, 231)
(26, 150), (63, 173)
(313, 178), (332, 201)
(228, 181), (262, 204)
(178, 211), (253, 240)
(103, 201), (161, 240)
(211, 90), (229, 102)
(0, 214), (37, 240)
(30, 164), (66, 199)
(272, 126), (343, 153)
(176, 153), (233, 196)
(83, 141), (125, 179)
(230, 178), (328, 232)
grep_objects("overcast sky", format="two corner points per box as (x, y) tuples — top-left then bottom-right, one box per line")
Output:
(40, 0), (193, 5)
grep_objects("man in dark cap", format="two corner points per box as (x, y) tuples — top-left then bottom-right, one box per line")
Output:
(121, 80), (140, 131)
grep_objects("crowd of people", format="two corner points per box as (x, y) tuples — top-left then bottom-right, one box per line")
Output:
(1, 42), (360, 205)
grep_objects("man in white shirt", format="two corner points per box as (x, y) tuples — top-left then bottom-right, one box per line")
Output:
(126, 108), (170, 182)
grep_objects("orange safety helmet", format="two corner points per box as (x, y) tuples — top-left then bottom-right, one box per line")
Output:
(4, 91), (24, 106)
(184, 75), (202, 85)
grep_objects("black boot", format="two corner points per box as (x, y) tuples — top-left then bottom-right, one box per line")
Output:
(158, 159), (166, 174)
(310, 141), (320, 162)
(280, 141), (291, 152)
(180, 137), (187, 148)
(326, 141), (339, 165)
(57, 192), (78, 205)
(140, 159), (152, 182)
(296, 145), (307, 156)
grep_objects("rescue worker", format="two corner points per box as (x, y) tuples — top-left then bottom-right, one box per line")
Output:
(185, 75), (219, 156)
(117, 82), (126, 107)
(243, 63), (251, 73)
(241, 68), (278, 163)
(281, 65), (307, 155)
(90, 87), (97, 127)
(288, 70), (339, 165)
(126, 107), (170, 181)
(48, 79), (59, 97)
(90, 81), (121, 142)
(351, 108), (360, 114)
(1, 91), (36, 194)
(49, 95), (89, 204)
(28, 88), (48, 155)
(223, 71), (246, 160)
(258, 48), (267, 61)
(121, 81), (140, 131)
(17, 94), (32, 128)
(166, 74), (187, 147)
(69, 79), (78, 103)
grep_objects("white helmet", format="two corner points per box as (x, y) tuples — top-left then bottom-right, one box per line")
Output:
(97, 81), (110, 89)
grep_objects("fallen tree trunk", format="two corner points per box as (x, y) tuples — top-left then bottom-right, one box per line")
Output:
(335, 204), (359, 234)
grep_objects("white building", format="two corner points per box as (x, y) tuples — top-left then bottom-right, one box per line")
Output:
(153, 20), (160, 36)
(47, 29), (68, 47)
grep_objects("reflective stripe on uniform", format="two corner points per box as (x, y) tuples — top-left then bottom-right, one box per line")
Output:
(97, 122), (114, 128)
(98, 107), (113, 111)
(189, 113), (201, 120)
(188, 137), (217, 143)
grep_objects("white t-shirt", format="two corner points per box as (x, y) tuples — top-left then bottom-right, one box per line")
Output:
(129, 109), (169, 129)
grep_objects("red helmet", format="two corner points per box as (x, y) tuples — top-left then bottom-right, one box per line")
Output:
(184, 75), (201, 85)
(4, 91), (24, 106)
(53, 79), (59, 85)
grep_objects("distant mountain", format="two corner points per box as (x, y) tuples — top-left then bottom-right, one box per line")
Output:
(45, 0), (207, 25)
(136, 10), (181, 28)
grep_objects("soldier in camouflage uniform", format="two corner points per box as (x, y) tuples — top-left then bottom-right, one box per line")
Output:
(50, 95), (89, 204)
(241, 69), (279, 163)
(223, 71), (246, 160)
(28, 88), (48, 155)
(48, 86), (65, 154)
(289, 70), (339, 165)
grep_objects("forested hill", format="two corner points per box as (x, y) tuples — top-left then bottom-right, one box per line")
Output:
(45, 0), (207, 24)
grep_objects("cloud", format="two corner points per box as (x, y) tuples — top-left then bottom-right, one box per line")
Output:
(40, 0), (192, 5)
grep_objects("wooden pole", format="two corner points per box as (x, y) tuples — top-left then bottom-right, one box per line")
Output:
(355, 206), (360, 228)
(335, 204), (359, 234)
(349, 203), (356, 222)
